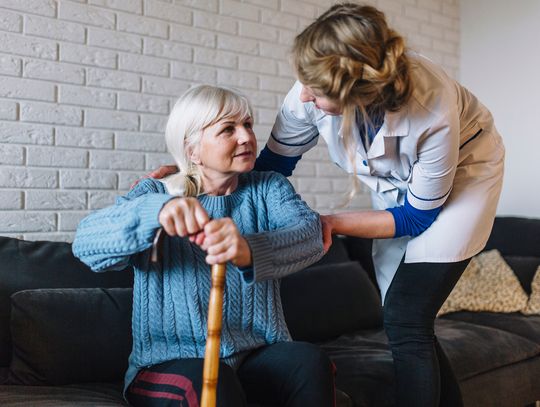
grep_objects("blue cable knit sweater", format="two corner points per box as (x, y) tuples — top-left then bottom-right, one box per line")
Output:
(72, 171), (324, 391)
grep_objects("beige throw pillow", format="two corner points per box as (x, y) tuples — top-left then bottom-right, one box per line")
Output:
(438, 250), (528, 316)
(521, 266), (540, 315)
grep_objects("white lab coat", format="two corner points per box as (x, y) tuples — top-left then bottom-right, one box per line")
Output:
(267, 53), (505, 300)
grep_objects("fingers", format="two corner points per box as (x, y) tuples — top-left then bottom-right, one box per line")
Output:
(205, 242), (249, 266)
(160, 212), (178, 237)
(194, 204), (210, 228)
(189, 231), (206, 246)
(132, 165), (179, 190)
(157, 209), (252, 266)
(158, 198), (209, 237)
(322, 227), (332, 253)
(202, 219), (252, 267)
(205, 243), (233, 264)
(320, 215), (334, 253)
(182, 208), (202, 235)
(150, 165), (179, 179)
(200, 219), (230, 252)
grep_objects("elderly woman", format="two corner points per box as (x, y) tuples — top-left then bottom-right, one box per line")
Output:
(72, 85), (334, 407)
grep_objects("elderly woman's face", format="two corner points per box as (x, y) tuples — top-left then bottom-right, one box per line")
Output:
(191, 115), (257, 177)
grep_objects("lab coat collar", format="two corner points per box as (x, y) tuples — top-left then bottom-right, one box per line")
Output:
(382, 107), (410, 137)
(367, 107), (410, 159)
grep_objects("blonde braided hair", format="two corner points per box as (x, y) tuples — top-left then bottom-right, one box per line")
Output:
(292, 3), (412, 202)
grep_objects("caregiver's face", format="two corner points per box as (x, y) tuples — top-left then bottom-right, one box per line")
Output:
(299, 85), (342, 115)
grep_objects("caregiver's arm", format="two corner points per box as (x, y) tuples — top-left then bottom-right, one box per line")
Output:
(322, 201), (442, 249)
(322, 210), (395, 241)
(324, 116), (458, 248)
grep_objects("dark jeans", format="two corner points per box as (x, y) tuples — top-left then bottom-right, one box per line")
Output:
(383, 258), (470, 407)
(126, 341), (336, 407)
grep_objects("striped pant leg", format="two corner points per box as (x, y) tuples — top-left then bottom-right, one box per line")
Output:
(126, 358), (246, 407)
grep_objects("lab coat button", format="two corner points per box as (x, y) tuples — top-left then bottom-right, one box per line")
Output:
(362, 160), (368, 166)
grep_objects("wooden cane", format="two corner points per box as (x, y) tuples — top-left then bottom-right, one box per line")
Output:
(200, 263), (227, 407)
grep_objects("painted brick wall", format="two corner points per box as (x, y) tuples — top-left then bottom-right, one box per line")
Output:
(0, 0), (459, 241)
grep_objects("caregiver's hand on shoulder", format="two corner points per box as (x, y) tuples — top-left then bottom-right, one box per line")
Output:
(158, 197), (210, 239)
(130, 165), (179, 189)
(320, 214), (334, 253)
(201, 218), (252, 268)
(148, 164), (179, 179)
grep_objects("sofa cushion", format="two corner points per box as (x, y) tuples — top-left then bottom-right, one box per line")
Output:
(504, 255), (540, 294)
(0, 237), (133, 368)
(523, 267), (540, 315)
(441, 311), (540, 343)
(0, 382), (332, 407)
(8, 288), (132, 386)
(322, 318), (540, 407)
(0, 382), (127, 406)
(435, 318), (540, 380)
(321, 328), (395, 407)
(438, 250), (528, 316)
(281, 261), (382, 343)
(459, 356), (540, 407)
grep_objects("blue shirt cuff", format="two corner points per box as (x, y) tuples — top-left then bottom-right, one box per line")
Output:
(386, 196), (442, 238)
(254, 145), (301, 177)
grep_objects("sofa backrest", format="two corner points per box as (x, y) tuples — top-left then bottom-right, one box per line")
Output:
(485, 217), (540, 294)
(485, 217), (540, 256)
(0, 237), (133, 369)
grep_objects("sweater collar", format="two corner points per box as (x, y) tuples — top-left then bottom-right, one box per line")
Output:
(197, 173), (249, 213)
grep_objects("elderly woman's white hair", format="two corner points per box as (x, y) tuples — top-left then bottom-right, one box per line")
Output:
(163, 85), (253, 196)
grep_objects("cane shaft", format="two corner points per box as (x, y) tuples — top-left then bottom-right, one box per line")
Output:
(201, 263), (227, 407)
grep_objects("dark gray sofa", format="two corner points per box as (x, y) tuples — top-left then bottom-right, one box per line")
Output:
(1, 217), (539, 406)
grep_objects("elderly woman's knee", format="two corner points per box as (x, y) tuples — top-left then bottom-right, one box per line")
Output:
(285, 342), (334, 377)
(216, 362), (247, 406)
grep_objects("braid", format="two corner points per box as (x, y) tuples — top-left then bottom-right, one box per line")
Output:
(293, 3), (412, 111)
(183, 167), (202, 197)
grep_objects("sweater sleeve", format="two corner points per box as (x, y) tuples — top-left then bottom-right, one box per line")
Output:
(72, 178), (173, 272)
(240, 172), (324, 284)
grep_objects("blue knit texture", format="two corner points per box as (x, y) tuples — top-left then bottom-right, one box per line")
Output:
(72, 171), (324, 391)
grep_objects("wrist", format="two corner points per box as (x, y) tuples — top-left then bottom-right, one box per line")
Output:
(234, 238), (253, 268)
(321, 214), (334, 230)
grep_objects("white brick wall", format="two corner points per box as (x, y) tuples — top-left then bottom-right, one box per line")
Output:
(0, 0), (460, 241)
